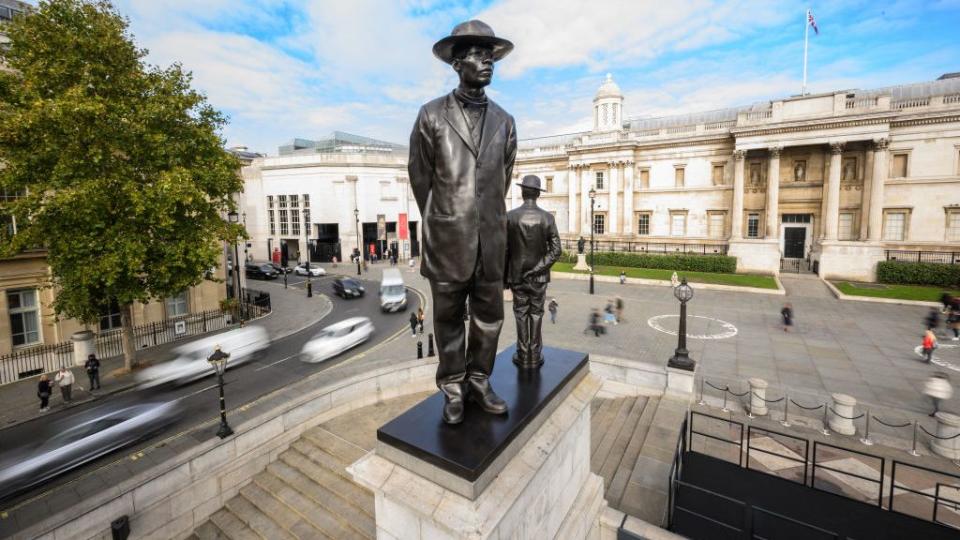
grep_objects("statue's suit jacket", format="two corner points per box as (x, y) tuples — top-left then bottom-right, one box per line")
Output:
(504, 201), (562, 285)
(408, 92), (517, 283)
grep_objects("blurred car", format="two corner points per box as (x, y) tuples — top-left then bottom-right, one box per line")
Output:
(301, 317), (374, 363)
(266, 262), (293, 274)
(0, 399), (182, 501)
(379, 268), (407, 312)
(134, 326), (269, 388)
(294, 263), (326, 277)
(245, 263), (278, 280)
(332, 277), (365, 298)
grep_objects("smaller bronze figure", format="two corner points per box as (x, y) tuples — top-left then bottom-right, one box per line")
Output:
(505, 175), (562, 369)
(577, 236), (586, 255)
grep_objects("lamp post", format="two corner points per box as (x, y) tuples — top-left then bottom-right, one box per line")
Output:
(668, 277), (696, 371)
(207, 346), (234, 439)
(588, 187), (596, 295)
(354, 208), (362, 276)
(227, 211), (242, 319)
(303, 209), (313, 298)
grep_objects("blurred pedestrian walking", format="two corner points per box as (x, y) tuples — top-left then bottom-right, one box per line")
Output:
(55, 367), (74, 402)
(84, 353), (101, 390)
(781, 303), (793, 332)
(922, 329), (937, 363)
(615, 296), (624, 323)
(37, 374), (52, 412)
(925, 307), (941, 333)
(923, 372), (953, 416)
(948, 302), (960, 341)
(619, 271), (626, 285)
(603, 301), (617, 325)
(548, 298), (558, 324)
(409, 311), (418, 337)
(586, 308), (603, 337)
(417, 307), (425, 334)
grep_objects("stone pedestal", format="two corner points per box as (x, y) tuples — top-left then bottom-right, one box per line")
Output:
(748, 378), (768, 416)
(665, 366), (695, 400)
(828, 393), (857, 435)
(71, 330), (96, 367)
(816, 241), (884, 282)
(930, 412), (960, 460)
(350, 346), (606, 539)
(727, 239), (780, 276)
(573, 253), (591, 271)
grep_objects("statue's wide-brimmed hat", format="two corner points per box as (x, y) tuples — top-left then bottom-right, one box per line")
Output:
(516, 175), (546, 191)
(433, 20), (514, 64)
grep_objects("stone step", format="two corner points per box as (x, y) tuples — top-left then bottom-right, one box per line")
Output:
(598, 396), (649, 493)
(607, 397), (660, 508)
(591, 396), (637, 471)
(254, 470), (367, 540)
(227, 489), (297, 540)
(193, 520), (228, 540)
(208, 509), (260, 540)
(267, 460), (376, 538)
(303, 426), (367, 464)
(293, 437), (356, 483)
(281, 445), (375, 518)
(590, 398), (622, 455)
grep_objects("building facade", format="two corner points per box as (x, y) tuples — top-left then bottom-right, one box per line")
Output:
(240, 132), (422, 266)
(510, 73), (960, 280)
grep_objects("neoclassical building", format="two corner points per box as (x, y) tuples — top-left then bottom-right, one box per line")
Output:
(510, 73), (960, 280)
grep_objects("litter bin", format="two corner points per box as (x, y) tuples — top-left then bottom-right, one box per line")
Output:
(111, 515), (130, 540)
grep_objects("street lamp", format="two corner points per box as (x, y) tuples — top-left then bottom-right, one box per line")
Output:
(303, 208), (312, 298)
(227, 211), (241, 316)
(668, 277), (696, 371)
(588, 187), (597, 295)
(207, 346), (234, 439)
(354, 208), (362, 276)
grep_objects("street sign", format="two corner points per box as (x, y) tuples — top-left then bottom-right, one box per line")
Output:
(174, 320), (186, 336)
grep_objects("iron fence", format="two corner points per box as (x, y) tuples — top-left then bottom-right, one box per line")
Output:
(0, 341), (73, 386)
(561, 239), (728, 255)
(885, 250), (960, 264)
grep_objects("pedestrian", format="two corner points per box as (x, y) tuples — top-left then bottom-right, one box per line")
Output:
(781, 303), (793, 332)
(37, 374), (52, 412)
(619, 271), (626, 285)
(587, 308), (602, 337)
(409, 311), (418, 338)
(670, 271), (680, 288)
(84, 353), (101, 390)
(332, 256), (338, 268)
(615, 296), (624, 323)
(55, 367), (74, 402)
(603, 302), (617, 325)
(922, 329), (937, 363)
(548, 298), (558, 324)
(941, 292), (954, 313)
(948, 303), (960, 341)
(408, 257), (416, 270)
(925, 307), (941, 333)
(417, 307), (426, 334)
(923, 372), (953, 416)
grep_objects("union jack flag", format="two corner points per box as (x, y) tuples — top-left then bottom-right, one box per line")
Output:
(807, 9), (819, 34)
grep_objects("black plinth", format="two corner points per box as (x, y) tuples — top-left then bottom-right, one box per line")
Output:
(377, 345), (588, 482)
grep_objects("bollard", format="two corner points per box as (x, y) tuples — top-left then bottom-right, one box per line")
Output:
(306, 280), (313, 298)
(428, 333), (435, 357)
(828, 393), (857, 435)
(697, 378), (705, 406)
(417, 340), (423, 359)
(930, 412), (960, 460)
(859, 410), (874, 446)
(748, 378), (769, 417)
(909, 421), (920, 457)
(781, 393), (791, 428)
(821, 406), (830, 436)
(721, 389), (729, 413)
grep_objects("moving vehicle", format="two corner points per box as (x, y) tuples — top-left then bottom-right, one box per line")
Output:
(379, 268), (407, 312)
(134, 326), (269, 388)
(332, 277), (365, 298)
(0, 399), (182, 502)
(300, 317), (374, 363)
(245, 263), (278, 280)
(294, 263), (326, 277)
(266, 262), (293, 274)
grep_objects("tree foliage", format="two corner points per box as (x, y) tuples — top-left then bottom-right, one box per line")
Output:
(0, 0), (244, 365)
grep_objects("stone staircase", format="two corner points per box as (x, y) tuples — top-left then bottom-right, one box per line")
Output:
(190, 426), (376, 540)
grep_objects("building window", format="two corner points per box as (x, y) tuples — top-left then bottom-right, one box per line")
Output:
(268, 210), (276, 235)
(289, 194), (299, 209)
(302, 194), (309, 208)
(838, 212), (855, 240)
(747, 213), (761, 238)
(545, 176), (554, 192)
(279, 209), (289, 235)
(291, 208), (301, 236)
(638, 168), (650, 189)
(841, 157), (858, 182)
(593, 213), (605, 235)
(883, 211), (907, 241)
(165, 291), (189, 318)
(637, 213), (650, 235)
(674, 167), (685, 188)
(707, 212), (726, 239)
(595, 171), (604, 190)
(278, 195), (287, 209)
(8, 289), (40, 347)
(303, 210), (311, 238)
(891, 154), (908, 178)
(670, 212), (687, 236)
(380, 181), (397, 200)
(99, 298), (122, 331)
(946, 210), (960, 241)
(712, 164), (724, 185)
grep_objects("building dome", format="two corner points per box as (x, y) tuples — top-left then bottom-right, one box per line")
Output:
(594, 73), (622, 100)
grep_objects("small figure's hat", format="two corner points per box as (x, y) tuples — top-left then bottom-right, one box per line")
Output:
(433, 20), (514, 64)
(516, 174), (546, 191)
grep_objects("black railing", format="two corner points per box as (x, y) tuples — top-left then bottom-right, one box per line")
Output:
(780, 258), (802, 273)
(0, 341), (73, 386)
(885, 250), (960, 264)
(561, 239), (728, 255)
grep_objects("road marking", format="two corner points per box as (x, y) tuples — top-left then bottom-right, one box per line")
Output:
(647, 314), (738, 340)
(913, 343), (960, 371)
(254, 353), (301, 371)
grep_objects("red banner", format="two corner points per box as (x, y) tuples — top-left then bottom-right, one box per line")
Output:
(398, 213), (408, 240)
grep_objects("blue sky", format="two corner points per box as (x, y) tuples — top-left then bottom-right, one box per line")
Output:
(100, 0), (960, 154)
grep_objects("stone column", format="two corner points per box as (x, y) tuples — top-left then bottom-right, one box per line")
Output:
(828, 393), (857, 435)
(731, 150), (746, 239)
(581, 166), (592, 233)
(859, 148), (874, 241)
(608, 162), (619, 234)
(568, 165), (579, 235)
(868, 138), (889, 242)
(748, 378), (769, 416)
(823, 142), (844, 241)
(765, 147), (781, 240)
(931, 412), (960, 460)
(622, 161), (634, 235)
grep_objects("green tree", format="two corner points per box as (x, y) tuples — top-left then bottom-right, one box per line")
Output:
(0, 0), (244, 371)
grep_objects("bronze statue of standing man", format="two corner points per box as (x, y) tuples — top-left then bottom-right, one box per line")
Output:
(408, 21), (516, 424)
(505, 175), (562, 369)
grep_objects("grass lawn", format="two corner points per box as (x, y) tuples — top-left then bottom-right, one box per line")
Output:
(832, 281), (960, 302)
(553, 262), (779, 289)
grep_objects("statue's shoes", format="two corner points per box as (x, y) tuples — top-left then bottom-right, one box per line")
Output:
(440, 382), (465, 424)
(467, 377), (508, 415)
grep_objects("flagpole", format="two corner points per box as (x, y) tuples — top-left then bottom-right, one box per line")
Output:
(802, 9), (809, 95)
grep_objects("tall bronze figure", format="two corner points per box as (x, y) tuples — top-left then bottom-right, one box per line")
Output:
(505, 175), (562, 369)
(408, 20), (517, 424)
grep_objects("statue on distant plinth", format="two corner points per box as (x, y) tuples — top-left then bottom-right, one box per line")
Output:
(505, 175), (562, 369)
(577, 236), (586, 254)
(408, 20), (516, 425)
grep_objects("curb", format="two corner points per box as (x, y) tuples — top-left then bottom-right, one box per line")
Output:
(551, 271), (786, 296)
(821, 279), (940, 307)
